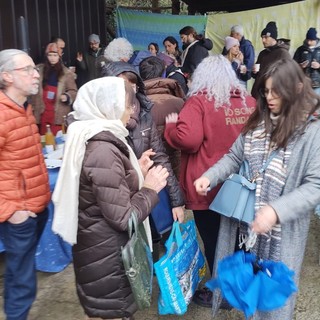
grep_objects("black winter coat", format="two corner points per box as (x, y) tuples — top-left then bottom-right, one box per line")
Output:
(293, 39), (320, 88)
(128, 92), (184, 208)
(181, 38), (213, 77)
(72, 131), (158, 319)
(101, 61), (185, 208)
(251, 40), (291, 99)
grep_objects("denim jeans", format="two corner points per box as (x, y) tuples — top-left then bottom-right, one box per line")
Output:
(0, 209), (48, 320)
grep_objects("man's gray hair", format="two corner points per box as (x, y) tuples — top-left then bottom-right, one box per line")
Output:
(104, 38), (133, 62)
(0, 49), (28, 89)
(231, 25), (244, 37)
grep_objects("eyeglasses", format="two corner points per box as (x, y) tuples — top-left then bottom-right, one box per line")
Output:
(259, 88), (280, 98)
(12, 65), (40, 75)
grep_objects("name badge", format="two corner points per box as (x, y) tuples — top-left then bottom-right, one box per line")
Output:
(47, 91), (55, 100)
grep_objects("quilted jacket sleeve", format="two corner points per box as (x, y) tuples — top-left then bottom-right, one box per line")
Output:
(80, 141), (159, 232)
(148, 120), (184, 208)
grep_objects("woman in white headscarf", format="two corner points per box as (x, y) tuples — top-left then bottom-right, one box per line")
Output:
(52, 77), (168, 320)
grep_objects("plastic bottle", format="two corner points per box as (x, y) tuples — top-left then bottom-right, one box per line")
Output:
(45, 124), (56, 153)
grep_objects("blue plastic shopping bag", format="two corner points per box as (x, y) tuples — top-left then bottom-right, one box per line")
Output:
(154, 220), (206, 315)
(206, 251), (297, 319)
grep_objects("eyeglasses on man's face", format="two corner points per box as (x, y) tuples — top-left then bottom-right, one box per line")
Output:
(12, 65), (40, 75)
(259, 88), (280, 98)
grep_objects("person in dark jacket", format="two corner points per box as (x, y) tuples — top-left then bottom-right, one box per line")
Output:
(251, 21), (291, 99)
(293, 27), (320, 96)
(52, 77), (169, 320)
(75, 33), (105, 87)
(179, 26), (213, 80)
(222, 25), (255, 88)
(101, 62), (185, 258)
(139, 56), (186, 179)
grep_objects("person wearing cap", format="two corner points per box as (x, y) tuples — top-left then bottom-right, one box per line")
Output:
(251, 21), (291, 99)
(222, 25), (255, 88)
(75, 33), (105, 87)
(224, 36), (247, 85)
(31, 42), (77, 135)
(293, 28), (320, 96)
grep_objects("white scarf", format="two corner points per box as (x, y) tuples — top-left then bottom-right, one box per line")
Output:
(52, 77), (152, 247)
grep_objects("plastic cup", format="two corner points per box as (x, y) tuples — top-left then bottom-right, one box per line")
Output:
(240, 65), (246, 74)
(254, 63), (260, 72)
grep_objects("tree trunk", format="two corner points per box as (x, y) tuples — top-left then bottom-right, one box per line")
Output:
(171, 0), (180, 14)
(151, 0), (160, 13)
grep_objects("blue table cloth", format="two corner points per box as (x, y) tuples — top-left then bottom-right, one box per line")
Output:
(0, 168), (72, 273)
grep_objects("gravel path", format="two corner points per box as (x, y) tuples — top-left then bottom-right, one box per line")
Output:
(0, 213), (319, 320)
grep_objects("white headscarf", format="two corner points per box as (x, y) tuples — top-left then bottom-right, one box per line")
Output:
(52, 77), (151, 247)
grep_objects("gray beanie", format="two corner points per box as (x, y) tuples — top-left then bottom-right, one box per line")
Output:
(88, 34), (100, 43)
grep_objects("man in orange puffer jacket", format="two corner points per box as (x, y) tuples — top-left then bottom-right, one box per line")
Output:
(0, 49), (50, 320)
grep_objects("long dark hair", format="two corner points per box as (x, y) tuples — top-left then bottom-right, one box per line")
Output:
(42, 58), (64, 87)
(243, 59), (320, 148)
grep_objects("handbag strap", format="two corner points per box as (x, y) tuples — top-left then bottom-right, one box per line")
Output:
(128, 211), (139, 239)
(250, 150), (279, 182)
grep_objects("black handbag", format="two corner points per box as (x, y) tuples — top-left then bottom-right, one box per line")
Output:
(121, 211), (153, 310)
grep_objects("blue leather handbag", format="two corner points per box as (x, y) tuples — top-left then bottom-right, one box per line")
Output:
(209, 152), (278, 224)
(209, 160), (256, 224)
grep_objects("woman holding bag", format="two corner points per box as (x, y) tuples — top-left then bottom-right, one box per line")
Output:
(194, 59), (320, 319)
(52, 77), (169, 320)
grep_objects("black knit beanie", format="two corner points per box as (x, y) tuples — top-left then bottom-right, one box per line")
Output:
(306, 28), (317, 40)
(261, 21), (278, 40)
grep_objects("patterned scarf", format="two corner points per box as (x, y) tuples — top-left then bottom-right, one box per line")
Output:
(240, 118), (297, 261)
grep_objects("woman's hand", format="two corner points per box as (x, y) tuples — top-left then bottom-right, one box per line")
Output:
(236, 51), (244, 63)
(76, 52), (83, 62)
(172, 206), (185, 223)
(165, 113), (178, 124)
(138, 149), (155, 177)
(143, 165), (169, 193)
(251, 205), (278, 234)
(194, 176), (211, 196)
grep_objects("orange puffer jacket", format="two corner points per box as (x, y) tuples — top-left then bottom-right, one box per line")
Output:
(0, 91), (51, 222)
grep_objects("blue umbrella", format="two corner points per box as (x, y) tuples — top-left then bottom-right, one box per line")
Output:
(206, 251), (297, 319)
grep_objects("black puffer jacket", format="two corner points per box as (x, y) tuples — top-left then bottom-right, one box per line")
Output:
(73, 131), (158, 319)
(102, 62), (185, 208)
(293, 39), (320, 88)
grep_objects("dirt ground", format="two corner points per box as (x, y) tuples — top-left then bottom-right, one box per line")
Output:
(0, 212), (319, 320)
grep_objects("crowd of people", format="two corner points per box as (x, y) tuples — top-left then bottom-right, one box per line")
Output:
(0, 19), (320, 320)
